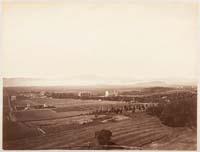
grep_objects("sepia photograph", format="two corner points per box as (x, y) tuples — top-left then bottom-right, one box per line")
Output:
(1, 0), (198, 151)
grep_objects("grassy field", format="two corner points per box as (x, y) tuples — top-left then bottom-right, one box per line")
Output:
(33, 98), (125, 107)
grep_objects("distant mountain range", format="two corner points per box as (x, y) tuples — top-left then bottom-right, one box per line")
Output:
(133, 81), (167, 87)
(3, 76), (197, 87)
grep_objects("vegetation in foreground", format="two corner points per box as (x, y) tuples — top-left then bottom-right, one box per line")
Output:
(146, 92), (197, 127)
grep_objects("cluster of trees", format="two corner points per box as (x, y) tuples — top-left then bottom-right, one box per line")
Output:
(45, 92), (78, 99)
(146, 92), (197, 127)
(146, 103), (165, 117)
(15, 95), (29, 100)
(135, 91), (193, 103)
(135, 95), (165, 103)
(92, 104), (147, 115)
(77, 96), (133, 102)
(120, 87), (174, 96)
(45, 92), (133, 102)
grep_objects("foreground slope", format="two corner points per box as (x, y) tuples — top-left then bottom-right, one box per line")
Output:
(4, 113), (196, 150)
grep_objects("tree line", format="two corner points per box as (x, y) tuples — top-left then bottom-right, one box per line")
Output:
(146, 92), (197, 127)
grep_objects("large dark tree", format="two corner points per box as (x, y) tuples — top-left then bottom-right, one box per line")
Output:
(95, 129), (113, 145)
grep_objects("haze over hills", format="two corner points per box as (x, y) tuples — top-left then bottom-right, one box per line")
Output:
(3, 76), (197, 87)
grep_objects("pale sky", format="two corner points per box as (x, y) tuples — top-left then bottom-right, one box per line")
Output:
(1, 0), (198, 80)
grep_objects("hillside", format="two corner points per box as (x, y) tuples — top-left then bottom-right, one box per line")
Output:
(4, 113), (196, 150)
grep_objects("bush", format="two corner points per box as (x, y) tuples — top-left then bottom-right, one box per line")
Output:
(95, 129), (113, 145)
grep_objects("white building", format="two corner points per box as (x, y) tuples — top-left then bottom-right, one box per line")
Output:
(105, 91), (110, 97)
(78, 92), (91, 97)
(104, 90), (118, 97)
(25, 103), (31, 110)
(11, 96), (16, 101)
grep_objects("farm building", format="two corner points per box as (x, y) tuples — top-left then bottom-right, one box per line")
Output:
(15, 106), (26, 111)
(104, 90), (118, 97)
(78, 92), (91, 97)
(11, 95), (17, 101)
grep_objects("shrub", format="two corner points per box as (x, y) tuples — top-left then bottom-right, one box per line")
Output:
(95, 129), (113, 145)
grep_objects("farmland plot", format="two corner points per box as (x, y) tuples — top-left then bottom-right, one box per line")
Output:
(11, 99), (38, 107)
(32, 98), (125, 108)
(13, 109), (89, 122)
(4, 113), (196, 150)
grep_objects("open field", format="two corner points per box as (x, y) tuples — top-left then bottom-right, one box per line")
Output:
(12, 109), (90, 122)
